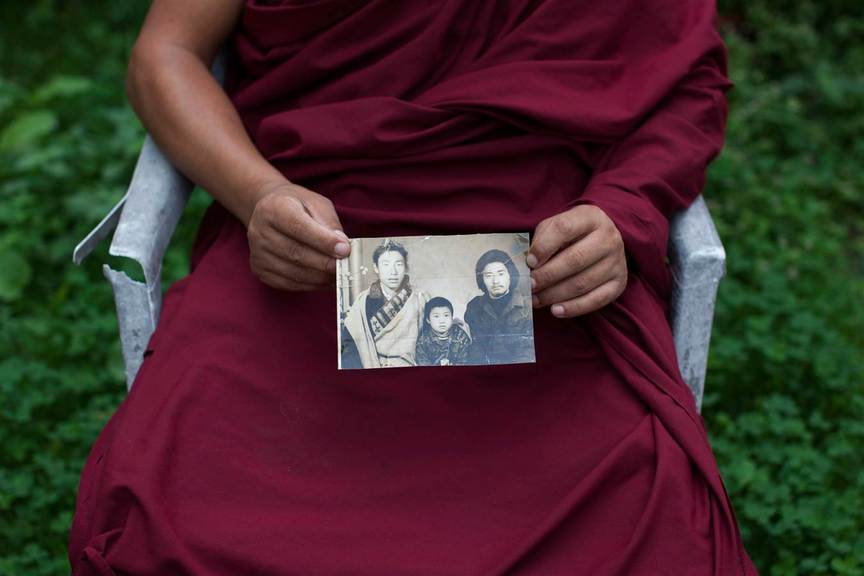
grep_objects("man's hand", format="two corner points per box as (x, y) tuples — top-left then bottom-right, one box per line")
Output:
(527, 204), (628, 318)
(246, 181), (351, 291)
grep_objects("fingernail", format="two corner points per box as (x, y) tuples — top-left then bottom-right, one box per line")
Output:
(551, 304), (565, 316)
(530, 276), (537, 291)
(334, 242), (350, 257)
(532, 295), (540, 307)
(526, 253), (538, 268)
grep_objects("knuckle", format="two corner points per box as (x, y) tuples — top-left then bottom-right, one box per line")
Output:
(602, 283), (619, 305)
(247, 223), (267, 249)
(315, 195), (335, 212)
(606, 224), (623, 247)
(280, 260), (302, 282)
(552, 215), (573, 238)
(566, 245), (585, 271)
(589, 208), (606, 230)
(259, 195), (280, 225)
(284, 241), (302, 264)
(306, 253), (327, 274)
(534, 220), (553, 244)
(570, 276), (589, 296)
(259, 271), (282, 290)
(273, 198), (302, 234)
(535, 217), (552, 237)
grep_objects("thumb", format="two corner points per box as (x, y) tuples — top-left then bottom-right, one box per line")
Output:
(299, 193), (350, 245)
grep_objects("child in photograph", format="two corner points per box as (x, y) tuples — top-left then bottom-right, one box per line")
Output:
(415, 297), (473, 366)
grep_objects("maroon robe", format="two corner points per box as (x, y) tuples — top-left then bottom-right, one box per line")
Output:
(69, 1), (758, 574)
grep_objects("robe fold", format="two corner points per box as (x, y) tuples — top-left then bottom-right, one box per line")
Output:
(68, 1), (757, 574)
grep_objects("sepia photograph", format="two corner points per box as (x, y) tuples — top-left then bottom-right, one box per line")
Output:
(337, 233), (536, 369)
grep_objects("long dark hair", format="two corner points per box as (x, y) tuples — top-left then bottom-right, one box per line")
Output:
(474, 249), (519, 294)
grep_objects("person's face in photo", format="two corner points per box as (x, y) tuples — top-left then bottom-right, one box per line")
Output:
(482, 261), (510, 298)
(374, 250), (406, 291)
(428, 306), (453, 335)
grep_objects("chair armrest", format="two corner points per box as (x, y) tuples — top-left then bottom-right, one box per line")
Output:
(108, 135), (194, 323)
(73, 51), (227, 388)
(667, 195), (726, 412)
(73, 134), (194, 389)
(101, 136), (194, 388)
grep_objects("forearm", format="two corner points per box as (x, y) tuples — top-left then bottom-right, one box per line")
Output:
(125, 43), (288, 227)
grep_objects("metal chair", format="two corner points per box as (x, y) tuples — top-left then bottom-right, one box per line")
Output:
(71, 56), (726, 411)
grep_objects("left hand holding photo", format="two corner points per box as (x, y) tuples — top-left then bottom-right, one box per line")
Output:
(527, 204), (628, 318)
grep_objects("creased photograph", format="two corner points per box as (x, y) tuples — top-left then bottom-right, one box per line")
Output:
(337, 233), (535, 369)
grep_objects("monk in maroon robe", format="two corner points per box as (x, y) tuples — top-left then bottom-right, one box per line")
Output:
(69, 1), (758, 574)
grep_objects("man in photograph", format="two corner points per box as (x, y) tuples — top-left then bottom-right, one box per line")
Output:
(464, 249), (534, 365)
(341, 239), (428, 368)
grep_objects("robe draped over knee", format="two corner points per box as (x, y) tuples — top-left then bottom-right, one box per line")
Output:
(68, 0), (758, 574)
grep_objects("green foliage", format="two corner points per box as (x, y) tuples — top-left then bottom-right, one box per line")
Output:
(0, 1), (861, 574)
(0, 3), (204, 574)
(703, 1), (864, 574)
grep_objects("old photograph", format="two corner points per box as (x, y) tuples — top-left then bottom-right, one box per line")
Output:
(337, 233), (536, 369)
